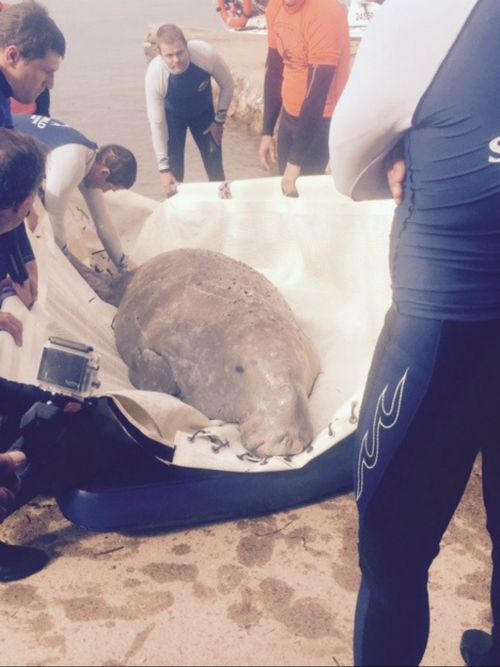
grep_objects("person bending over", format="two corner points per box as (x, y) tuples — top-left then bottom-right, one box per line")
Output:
(145, 23), (234, 197)
(14, 114), (137, 272)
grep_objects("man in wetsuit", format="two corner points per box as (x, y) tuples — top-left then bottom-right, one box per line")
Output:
(259, 0), (349, 196)
(13, 114), (137, 272)
(145, 24), (234, 197)
(329, 1), (500, 665)
(0, 1), (64, 307)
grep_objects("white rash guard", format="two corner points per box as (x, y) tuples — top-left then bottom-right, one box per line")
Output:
(145, 40), (234, 172)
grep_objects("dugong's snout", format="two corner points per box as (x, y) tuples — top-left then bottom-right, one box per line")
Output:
(240, 383), (315, 459)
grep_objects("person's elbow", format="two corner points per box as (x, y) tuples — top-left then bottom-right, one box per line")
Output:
(329, 138), (356, 197)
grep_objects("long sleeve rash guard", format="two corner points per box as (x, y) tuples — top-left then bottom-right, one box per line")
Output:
(145, 40), (234, 172)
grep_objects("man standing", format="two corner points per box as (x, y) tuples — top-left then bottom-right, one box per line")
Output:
(0, 1), (65, 306)
(145, 24), (234, 197)
(259, 0), (349, 196)
(330, 0), (500, 665)
(14, 114), (137, 272)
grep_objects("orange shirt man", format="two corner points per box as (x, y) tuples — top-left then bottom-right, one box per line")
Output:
(259, 0), (349, 195)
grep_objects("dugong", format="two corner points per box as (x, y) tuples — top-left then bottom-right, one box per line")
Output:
(75, 249), (320, 458)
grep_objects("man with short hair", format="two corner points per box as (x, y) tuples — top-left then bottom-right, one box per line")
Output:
(14, 114), (138, 271)
(0, 1), (65, 306)
(145, 23), (234, 197)
(259, 0), (350, 196)
(330, 0), (500, 664)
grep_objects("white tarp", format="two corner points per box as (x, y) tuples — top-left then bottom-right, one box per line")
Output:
(0, 176), (394, 472)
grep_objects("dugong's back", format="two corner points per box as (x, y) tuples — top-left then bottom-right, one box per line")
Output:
(114, 248), (320, 456)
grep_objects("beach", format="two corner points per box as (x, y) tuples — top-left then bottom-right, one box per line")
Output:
(0, 3), (493, 667)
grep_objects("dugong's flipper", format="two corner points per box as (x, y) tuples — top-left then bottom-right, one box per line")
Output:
(67, 252), (135, 307)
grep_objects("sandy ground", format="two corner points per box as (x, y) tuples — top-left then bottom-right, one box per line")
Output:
(0, 4), (494, 666)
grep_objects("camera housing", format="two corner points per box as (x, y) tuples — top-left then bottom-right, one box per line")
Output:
(36, 336), (101, 401)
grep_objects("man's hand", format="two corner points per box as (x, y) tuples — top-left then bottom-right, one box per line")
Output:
(0, 451), (26, 522)
(0, 311), (23, 346)
(11, 260), (38, 310)
(259, 135), (277, 172)
(387, 159), (406, 205)
(160, 171), (179, 199)
(281, 162), (301, 197)
(204, 121), (224, 146)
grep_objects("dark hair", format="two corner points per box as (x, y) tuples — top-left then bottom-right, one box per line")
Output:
(156, 24), (187, 47)
(0, 2), (66, 60)
(0, 128), (46, 210)
(96, 144), (137, 190)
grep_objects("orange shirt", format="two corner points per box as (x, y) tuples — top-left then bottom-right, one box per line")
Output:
(266, 0), (350, 118)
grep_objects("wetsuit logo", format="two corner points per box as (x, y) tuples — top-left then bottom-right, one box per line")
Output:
(355, 368), (409, 502)
(489, 136), (500, 164)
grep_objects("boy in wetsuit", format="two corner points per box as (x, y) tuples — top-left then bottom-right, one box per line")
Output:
(13, 114), (137, 272)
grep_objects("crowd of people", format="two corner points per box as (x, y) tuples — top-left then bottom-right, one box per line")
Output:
(1, 0), (499, 665)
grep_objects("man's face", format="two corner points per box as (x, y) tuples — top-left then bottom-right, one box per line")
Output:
(3, 47), (61, 104)
(158, 40), (190, 75)
(0, 194), (34, 235)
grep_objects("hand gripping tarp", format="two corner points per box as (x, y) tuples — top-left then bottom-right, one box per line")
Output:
(0, 176), (394, 530)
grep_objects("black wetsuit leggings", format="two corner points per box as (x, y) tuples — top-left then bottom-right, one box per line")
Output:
(167, 108), (225, 182)
(277, 110), (330, 176)
(354, 308), (500, 666)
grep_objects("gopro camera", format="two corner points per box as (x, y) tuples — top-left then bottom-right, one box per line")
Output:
(36, 336), (101, 401)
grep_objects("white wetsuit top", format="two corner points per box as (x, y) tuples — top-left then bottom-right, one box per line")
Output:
(330, 0), (500, 321)
(145, 40), (234, 172)
(13, 114), (125, 268)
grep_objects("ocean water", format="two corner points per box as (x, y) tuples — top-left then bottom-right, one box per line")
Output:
(41, 0), (265, 200)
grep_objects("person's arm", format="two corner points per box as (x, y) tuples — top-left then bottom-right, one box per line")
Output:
(197, 43), (235, 148)
(262, 46), (283, 137)
(207, 46), (234, 125)
(259, 47), (283, 171)
(145, 56), (177, 191)
(79, 185), (126, 270)
(0, 377), (59, 413)
(0, 310), (23, 346)
(288, 64), (336, 167)
(44, 144), (89, 254)
(1, 226), (37, 308)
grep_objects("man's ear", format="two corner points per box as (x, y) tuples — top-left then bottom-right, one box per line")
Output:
(4, 45), (21, 67)
(99, 166), (111, 178)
